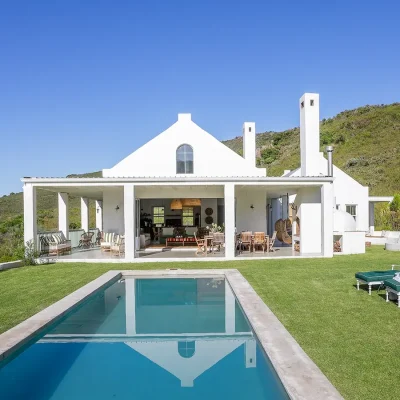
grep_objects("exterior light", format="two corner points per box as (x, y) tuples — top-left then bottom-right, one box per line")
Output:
(115, 205), (120, 211)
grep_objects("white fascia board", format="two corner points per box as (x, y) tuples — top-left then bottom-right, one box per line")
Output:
(369, 196), (394, 202)
(21, 176), (334, 186)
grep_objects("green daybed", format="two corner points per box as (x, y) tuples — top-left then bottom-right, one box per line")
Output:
(355, 267), (400, 295)
(384, 278), (400, 307)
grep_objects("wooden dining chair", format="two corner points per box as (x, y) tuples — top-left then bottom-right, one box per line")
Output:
(253, 232), (267, 253)
(240, 231), (253, 253)
(194, 233), (207, 256)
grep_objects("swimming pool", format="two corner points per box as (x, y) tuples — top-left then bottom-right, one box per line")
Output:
(0, 276), (289, 400)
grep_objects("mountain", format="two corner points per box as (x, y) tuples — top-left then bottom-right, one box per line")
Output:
(223, 103), (400, 195)
(1, 103), (399, 231)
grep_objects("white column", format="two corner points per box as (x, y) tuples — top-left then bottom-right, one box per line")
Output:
(125, 278), (136, 335)
(321, 183), (334, 257)
(225, 280), (235, 334)
(23, 184), (37, 248)
(224, 183), (235, 259)
(58, 193), (69, 238)
(95, 200), (103, 232)
(81, 197), (89, 232)
(369, 202), (375, 235)
(124, 184), (136, 261)
(245, 339), (257, 368)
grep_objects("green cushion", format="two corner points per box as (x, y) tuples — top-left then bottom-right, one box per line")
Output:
(384, 279), (400, 292)
(355, 270), (400, 282)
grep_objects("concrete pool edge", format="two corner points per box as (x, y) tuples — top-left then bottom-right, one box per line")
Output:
(0, 270), (121, 362)
(0, 268), (343, 399)
(224, 269), (343, 400)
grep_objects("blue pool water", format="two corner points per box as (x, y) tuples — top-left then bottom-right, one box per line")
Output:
(0, 278), (289, 399)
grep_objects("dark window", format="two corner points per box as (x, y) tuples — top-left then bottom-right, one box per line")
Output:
(301, 101), (304, 108)
(310, 99), (314, 106)
(176, 144), (194, 174)
(178, 341), (196, 358)
(249, 127), (252, 132)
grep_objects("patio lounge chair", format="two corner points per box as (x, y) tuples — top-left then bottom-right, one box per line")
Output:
(48, 232), (72, 256)
(384, 276), (400, 307)
(355, 265), (400, 295)
(101, 232), (115, 252)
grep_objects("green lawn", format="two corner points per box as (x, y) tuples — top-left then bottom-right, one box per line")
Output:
(1, 247), (400, 399)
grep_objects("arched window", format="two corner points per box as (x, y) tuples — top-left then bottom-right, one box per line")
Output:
(178, 341), (196, 358)
(176, 144), (193, 174)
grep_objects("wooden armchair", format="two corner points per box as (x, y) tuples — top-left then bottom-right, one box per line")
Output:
(269, 231), (277, 252)
(194, 233), (206, 256)
(79, 232), (94, 248)
(212, 232), (225, 252)
(253, 232), (267, 253)
(240, 231), (253, 253)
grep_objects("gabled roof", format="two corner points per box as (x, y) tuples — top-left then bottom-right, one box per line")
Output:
(103, 114), (266, 178)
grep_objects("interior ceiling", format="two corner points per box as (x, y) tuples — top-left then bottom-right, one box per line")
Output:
(39, 186), (107, 200)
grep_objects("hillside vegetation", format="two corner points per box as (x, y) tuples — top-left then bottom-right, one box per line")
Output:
(223, 103), (400, 195)
(1, 103), (399, 236)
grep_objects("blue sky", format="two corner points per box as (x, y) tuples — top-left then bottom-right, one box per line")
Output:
(1, 0), (399, 195)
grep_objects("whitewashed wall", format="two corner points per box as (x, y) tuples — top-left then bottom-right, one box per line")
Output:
(103, 114), (266, 178)
(287, 154), (369, 232)
(295, 187), (322, 254)
(236, 188), (267, 233)
(103, 187), (125, 234)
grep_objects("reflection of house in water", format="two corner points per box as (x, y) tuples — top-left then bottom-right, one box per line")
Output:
(44, 278), (257, 388)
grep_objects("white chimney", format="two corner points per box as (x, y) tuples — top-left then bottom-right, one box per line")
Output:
(300, 93), (320, 176)
(178, 113), (191, 122)
(243, 122), (256, 167)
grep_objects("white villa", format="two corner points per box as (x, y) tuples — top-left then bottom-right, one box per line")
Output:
(23, 93), (380, 262)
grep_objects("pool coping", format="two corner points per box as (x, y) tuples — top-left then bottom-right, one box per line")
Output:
(0, 269), (343, 399)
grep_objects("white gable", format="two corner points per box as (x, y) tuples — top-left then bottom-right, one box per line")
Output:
(103, 114), (266, 178)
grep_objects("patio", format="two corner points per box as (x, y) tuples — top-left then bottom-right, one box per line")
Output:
(49, 243), (318, 262)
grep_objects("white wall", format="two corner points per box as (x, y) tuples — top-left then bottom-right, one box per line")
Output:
(295, 187), (322, 254)
(236, 187), (267, 233)
(288, 154), (369, 232)
(103, 114), (266, 178)
(103, 187), (125, 234)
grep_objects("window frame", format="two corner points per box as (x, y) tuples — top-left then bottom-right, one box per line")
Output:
(182, 206), (194, 226)
(153, 206), (165, 225)
(176, 144), (194, 174)
(346, 204), (357, 221)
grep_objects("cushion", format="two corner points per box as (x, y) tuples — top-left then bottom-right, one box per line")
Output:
(384, 279), (400, 292)
(355, 270), (400, 282)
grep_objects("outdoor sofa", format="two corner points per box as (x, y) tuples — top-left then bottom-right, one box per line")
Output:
(48, 232), (72, 256)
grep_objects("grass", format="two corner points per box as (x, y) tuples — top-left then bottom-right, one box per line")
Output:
(1, 247), (400, 399)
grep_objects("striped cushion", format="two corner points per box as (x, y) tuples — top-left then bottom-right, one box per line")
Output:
(103, 232), (115, 243)
(52, 234), (62, 244)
